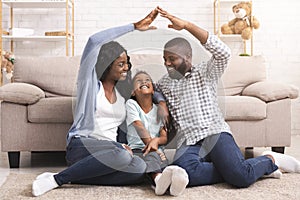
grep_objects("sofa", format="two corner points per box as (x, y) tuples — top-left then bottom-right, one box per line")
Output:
(0, 54), (298, 168)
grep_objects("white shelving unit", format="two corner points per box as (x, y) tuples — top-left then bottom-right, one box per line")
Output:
(1, 0), (74, 55)
(0, 0), (74, 84)
(2, 35), (68, 41)
(213, 0), (254, 56)
(1, 0), (73, 8)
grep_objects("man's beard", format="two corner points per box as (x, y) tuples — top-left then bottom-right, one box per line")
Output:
(168, 60), (189, 80)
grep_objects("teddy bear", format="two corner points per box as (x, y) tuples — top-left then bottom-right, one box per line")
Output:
(221, 1), (260, 40)
(1, 49), (15, 80)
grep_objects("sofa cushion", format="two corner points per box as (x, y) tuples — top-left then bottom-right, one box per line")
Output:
(220, 55), (267, 96)
(13, 56), (81, 97)
(130, 53), (167, 82)
(0, 83), (45, 105)
(129, 52), (210, 82)
(220, 96), (267, 121)
(28, 97), (75, 123)
(242, 81), (299, 102)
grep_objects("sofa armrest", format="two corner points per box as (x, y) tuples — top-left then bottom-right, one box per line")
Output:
(0, 83), (45, 105)
(242, 81), (299, 102)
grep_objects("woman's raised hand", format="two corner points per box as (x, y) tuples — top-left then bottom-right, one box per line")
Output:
(134, 7), (159, 31)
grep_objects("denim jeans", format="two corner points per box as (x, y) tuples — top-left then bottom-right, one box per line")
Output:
(172, 132), (278, 188)
(54, 137), (146, 186)
(132, 149), (169, 174)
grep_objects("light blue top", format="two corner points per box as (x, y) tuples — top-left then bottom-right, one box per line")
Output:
(66, 24), (135, 144)
(126, 99), (162, 149)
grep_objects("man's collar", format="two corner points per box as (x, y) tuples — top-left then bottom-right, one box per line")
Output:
(184, 71), (191, 78)
(184, 66), (194, 78)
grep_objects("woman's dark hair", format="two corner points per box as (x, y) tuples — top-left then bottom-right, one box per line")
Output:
(95, 41), (132, 100)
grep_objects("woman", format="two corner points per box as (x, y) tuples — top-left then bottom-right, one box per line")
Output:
(32, 7), (169, 197)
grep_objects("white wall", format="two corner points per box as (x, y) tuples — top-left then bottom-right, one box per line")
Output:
(2, 0), (300, 134)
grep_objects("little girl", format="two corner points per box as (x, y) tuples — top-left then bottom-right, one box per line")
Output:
(126, 71), (189, 196)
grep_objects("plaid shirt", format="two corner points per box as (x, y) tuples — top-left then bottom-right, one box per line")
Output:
(156, 33), (232, 148)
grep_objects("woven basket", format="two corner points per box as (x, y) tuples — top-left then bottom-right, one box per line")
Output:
(2, 30), (9, 35)
(45, 31), (69, 36)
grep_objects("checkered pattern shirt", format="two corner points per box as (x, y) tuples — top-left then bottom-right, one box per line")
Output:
(156, 33), (232, 148)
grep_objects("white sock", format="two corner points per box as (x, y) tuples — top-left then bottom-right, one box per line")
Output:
(263, 169), (282, 179)
(169, 166), (189, 196)
(154, 166), (173, 195)
(263, 151), (300, 173)
(32, 173), (59, 196)
(36, 172), (58, 180)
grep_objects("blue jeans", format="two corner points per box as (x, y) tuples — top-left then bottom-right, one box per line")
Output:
(172, 132), (278, 188)
(132, 149), (169, 174)
(54, 137), (146, 186)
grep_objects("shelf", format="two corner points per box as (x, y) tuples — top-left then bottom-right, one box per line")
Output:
(214, 32), (244, 39)
(214, 0), (254, 55)
(214, 0), (243, 4)
(0, 0), (74, 53)
(219, 34), (243, 39)
(2, 0), (73, 8)
(2, 35), (72, 41)
(0, 0), (75, 85)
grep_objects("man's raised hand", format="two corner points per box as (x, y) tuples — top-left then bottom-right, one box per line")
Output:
(157, 6), (187, 31)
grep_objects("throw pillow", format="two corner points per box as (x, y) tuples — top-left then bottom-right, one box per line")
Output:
(0, 83), (45, 105)
(242, 81), (299, 102)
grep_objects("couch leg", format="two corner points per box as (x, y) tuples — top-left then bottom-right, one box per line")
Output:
(8, 152), (20, 168)
(271, 147), (285, 154)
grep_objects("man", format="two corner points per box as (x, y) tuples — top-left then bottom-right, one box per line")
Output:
(156, 7), (300, 188)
